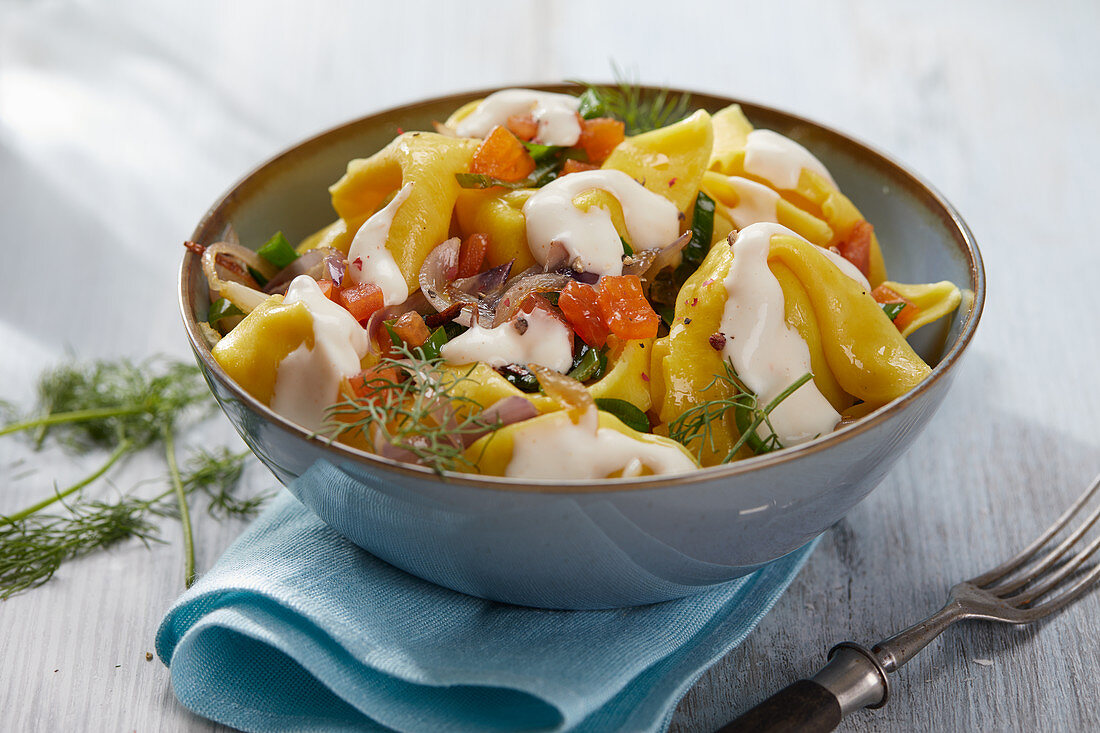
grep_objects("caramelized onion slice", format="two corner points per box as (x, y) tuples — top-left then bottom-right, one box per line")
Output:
(201, 242), (273, 312)
(529, 364), (593, 424)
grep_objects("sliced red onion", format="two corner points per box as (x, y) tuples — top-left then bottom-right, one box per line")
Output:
(459, 396), (539, 447)
(452, 260), (513, 298)
(419, 237), (463, 312)
(201, 242), (272, 312)
(323, 252), (347, 286)
(492, 272), (572, 327)
(621, 232), (691, 279)
(263, 247), (339, 294)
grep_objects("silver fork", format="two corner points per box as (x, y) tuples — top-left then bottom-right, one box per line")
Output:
(720, 472), (1100, 732)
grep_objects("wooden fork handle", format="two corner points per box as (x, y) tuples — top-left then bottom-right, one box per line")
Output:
(716, 643), (889, 732)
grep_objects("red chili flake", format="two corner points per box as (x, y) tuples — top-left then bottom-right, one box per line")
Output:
(689, 297), (698, 307)
(701, 278), (715, 287)
(641, 373), (650, 382)
(353, 257), (363, 269)
(668, 177), (677, 187)
(183, 240), (205, 255)
(708, 333), (726, 350)
(397, 127), (405, 134)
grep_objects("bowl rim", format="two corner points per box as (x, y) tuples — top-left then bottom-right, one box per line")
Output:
(179, 83), (985, 494)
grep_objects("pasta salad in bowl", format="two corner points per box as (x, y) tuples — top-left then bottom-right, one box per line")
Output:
(180, 84), (982, 608)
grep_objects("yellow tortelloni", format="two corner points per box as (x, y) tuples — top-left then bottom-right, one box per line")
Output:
(210, 295), (313, 404)
(651, 231), (932, 466)
(438, 337), (657, 421)
(707, 105), (888, 286)
(453, 109), (715, 261)
(297, 132), (480, 290)
(464, 410), (696, 478)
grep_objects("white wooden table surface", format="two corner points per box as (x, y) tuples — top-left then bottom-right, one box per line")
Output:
(2, 1), (1098, 730)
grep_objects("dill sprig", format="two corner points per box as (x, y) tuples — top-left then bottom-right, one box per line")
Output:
(571, 64), (692, 136)
(0, 357), (261, 598)
(181, 447), (269, 519)
(323, 347), (499, 475)
(668, 360), (813, 463)
(0, 495), (162, 600)
(0, 441), (255, 599)
(1, 358), (212, 450)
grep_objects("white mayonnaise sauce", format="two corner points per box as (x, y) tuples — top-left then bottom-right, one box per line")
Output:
(272, 275), (370, 432)
(505, 407), (697, 479)
(720, 223), (841, 446)
(454, 89), (582, 146)
(440, 307), (573, 373)
(346, 182), (413, 306)
(522, 169), (680, 276)
(720, 175), (781, 228)
(743, 130), (837, 191)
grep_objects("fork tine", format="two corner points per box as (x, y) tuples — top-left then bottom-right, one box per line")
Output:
(969, 473), (1100, 587)
(986, 501), (1100, 595)
(1009, 533), (1100, 607)
(1019, 557), (1100, 620)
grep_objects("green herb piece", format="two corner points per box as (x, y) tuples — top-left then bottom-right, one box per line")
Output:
(668, 360), (811, 462)
(322, 348), (501, 475)
(257, 231), (299, 269)
(570, 66), (692, 136)
(417, 327), (450, 361)
(208, 298), (244, 325)
(524, 142), (561, 162)
(454, 173), (529, 190)
(384, 321), (449, 361)
(594, 398), (650, 433)
(881, 302), (906, 321)
(682, 191), (715, 268)
(621, 237), (634, 257)
(496, 364), (541, 393)
(577, 88), (605, 119)
(443, 320), (468, 341)
(542, 291), (561, 308)
(247, 266), (269, 287)
(568, 345), (600, 382)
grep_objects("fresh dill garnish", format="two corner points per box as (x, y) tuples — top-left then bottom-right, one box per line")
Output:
(668, 360), (813, 462)
(2, 358), (212, 450)
(570, 64), (692, 136)
(0, 356), (263, 598)
(181, 447), (268, 519)
(0, 494), (162, 600)
(322, 347), (500, 475)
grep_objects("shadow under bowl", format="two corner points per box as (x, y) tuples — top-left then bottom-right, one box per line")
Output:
(179, 85), (984, 609)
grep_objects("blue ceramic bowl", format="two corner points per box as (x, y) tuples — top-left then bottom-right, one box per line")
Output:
(179, 86), (984, 609)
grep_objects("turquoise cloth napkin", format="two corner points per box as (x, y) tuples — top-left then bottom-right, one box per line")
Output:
(157, 490), (816, 732)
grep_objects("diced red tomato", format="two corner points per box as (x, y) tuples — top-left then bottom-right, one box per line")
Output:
(456, 233), (489, 278)
(871, 284), (920, 331)
(392, 311), (431, 348)
(577, 117), (625, 165)
(837, 220), (873, 278)
(560, 158), (600, 176)
(557, 280), (609, 348)
(348, 364), (400, 399)
(317, 279), (336, 301)
(470, 125), (535, 182)
(596, 275), (660, 340)
(337, 281), (385, 323)
(506, 114), (538, 142)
